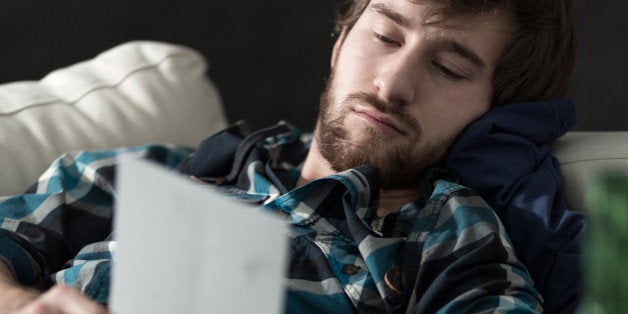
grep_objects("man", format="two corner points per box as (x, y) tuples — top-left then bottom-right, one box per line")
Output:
(1, 0), (582, 313)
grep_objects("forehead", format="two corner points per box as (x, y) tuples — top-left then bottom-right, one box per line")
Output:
(366, 0), (512, 29)
(359, 0), (515, 70)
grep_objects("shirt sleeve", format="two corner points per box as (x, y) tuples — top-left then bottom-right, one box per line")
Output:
(0, 230), (45, 284)
(0, 144), (192, 287)
(406, 181), (543, 313)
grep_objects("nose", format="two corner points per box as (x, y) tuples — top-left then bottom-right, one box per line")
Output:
(373, 53), (419, 107)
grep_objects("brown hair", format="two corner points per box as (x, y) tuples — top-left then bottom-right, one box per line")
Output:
(333, 0), (578, 106)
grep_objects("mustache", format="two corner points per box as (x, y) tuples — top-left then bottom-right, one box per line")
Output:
(345, 92), (421, 135)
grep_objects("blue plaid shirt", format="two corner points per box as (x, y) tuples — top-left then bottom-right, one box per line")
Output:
(0, 122), (542, 313)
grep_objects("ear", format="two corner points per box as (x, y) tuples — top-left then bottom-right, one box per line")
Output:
(331, 27), (348, 68)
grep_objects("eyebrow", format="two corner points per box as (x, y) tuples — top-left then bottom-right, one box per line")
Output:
(439, 40), (487, 69)
(370, 2), (487, 69)
(370, 3), (411, 28)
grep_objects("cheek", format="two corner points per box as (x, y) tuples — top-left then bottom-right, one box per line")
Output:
(335, 55), (371, 86)
(334, 34), (380, 87)
(446, 80), (492, 118)
(416, 85), (492, 141)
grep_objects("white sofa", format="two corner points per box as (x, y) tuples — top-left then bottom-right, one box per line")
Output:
(0, 41), (227, 196)
(0, 41), (626, 214)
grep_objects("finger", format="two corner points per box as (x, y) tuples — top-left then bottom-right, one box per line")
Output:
(5, 289), (40, 314)
(13, 302), (59, 314)
(37, 285), (106, 314)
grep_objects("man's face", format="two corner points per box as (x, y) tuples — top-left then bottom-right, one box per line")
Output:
(317, 0), (514, 189)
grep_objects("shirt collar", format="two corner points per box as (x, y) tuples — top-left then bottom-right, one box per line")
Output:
(263, 166), (381, 225)
(181, 121), (459, 233)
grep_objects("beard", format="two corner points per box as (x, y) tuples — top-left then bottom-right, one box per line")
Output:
(316, 71), (450, 190)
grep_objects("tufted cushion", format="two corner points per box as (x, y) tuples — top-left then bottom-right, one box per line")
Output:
(0, 41), (228, 195)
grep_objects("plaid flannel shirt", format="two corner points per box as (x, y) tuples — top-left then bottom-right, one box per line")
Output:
(0, 122), (542, 313)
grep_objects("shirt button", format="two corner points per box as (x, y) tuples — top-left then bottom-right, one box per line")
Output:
(384, 266), (403, 294)
(342, 264), (361, 275)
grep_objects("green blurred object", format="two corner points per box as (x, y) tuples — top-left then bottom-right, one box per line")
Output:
(580, 173), (628, 314)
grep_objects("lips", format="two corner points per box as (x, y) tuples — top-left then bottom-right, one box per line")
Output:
(352, 105), (407, 136)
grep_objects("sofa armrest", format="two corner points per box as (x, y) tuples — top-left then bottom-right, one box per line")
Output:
(552, 132), (628, 212)
(0, 41), (228, 195)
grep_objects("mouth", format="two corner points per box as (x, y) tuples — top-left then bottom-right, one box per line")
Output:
(351, 105), (407, 137)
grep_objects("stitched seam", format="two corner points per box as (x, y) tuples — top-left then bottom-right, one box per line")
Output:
(0, 51), (194, 117)
(560, 157), (628, 165)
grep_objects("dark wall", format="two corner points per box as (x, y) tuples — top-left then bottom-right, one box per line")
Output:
(2, 0), (626, 132)
(568, 0), (628, 131)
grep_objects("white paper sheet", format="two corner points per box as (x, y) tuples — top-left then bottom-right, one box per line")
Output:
(110, 156), (288, 314)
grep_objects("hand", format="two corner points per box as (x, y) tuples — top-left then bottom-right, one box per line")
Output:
(13, 285), (107, 314)
(0, 263), (38, 314)
(0, 284), (38, 314)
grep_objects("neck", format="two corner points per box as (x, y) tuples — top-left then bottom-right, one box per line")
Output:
(377, 189), (422, 217)
(298, 133), (422, 217)
(297, 135), (335, 187)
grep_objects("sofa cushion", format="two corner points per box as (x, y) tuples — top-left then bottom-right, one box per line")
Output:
(552, 131), (628, 212)
(0, 41), (228, 195)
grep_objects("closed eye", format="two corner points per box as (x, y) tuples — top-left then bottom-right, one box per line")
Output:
(431, 61), (465, 80)
(371, 32), (401, 47)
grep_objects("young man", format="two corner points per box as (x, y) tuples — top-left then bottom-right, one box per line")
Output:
(1, 0), (582, 313)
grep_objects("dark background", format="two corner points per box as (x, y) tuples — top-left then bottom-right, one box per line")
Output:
(2, 0), (626, 132)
